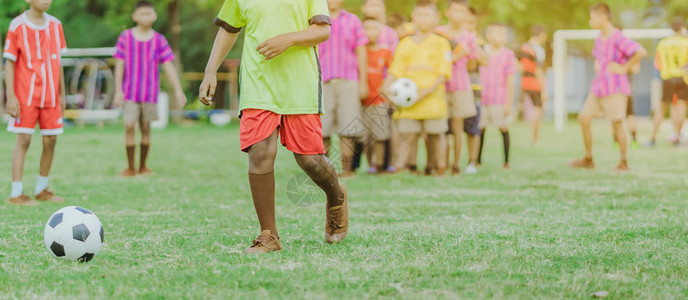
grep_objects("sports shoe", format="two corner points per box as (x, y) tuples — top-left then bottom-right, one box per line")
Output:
(644, 140), (655, 148)
(465, 164), (478, 175)
(120, 169), (137, 177)
(35, 189), (64, 203)
(245, 230), (282, 254)
(615, 160), (629, 172)
(386, 166), (397, 174)
(367, 167), (377, 175)
(569, 157), (595, 169)
(325, 183), (348, 244)
(7, 195), (38, 206)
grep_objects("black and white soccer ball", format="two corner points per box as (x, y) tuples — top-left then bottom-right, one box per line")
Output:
(389, 78), (419, 108)
(44, 206), (104, 263)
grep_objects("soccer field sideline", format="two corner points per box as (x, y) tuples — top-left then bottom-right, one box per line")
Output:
(1, 120), (688, 298)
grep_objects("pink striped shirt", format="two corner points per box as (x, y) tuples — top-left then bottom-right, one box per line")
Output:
(378, 25), (399, 53)
(436, 27), (479, 92)
(113, 29), (175, 104)
(318, 10), (369, 82)
(480, 47), (516, 106)
(591, 29), (641, 97)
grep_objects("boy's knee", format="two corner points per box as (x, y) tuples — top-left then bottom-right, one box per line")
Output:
(578, 113), (592, 124)
(17, 135), (32, 148)
(125, 123), (136, 133)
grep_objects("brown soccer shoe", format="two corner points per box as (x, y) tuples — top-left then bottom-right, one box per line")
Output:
(35, 189), (64, 203)
(245, 230), (282, 254)
(7, 195), (39, 206)
(325, 183), (349, 244)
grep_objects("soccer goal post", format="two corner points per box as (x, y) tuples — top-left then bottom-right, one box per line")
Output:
(552, 28), (674, 131)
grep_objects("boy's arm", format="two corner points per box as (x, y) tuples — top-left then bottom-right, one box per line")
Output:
(357, 45), (369, 100)
(418, 75), (447, 101)
(257, 24), (330, 60)
(199, 29), (239, 105)
(114, 60), (125, 107)
(5, 60), (19, 118)
(162, 61), (187, 109)
(609, 47), (647, 74)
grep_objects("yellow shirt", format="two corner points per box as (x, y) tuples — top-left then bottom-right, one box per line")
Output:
(389, 34), (452, 120)
(655, 35), (688, 80)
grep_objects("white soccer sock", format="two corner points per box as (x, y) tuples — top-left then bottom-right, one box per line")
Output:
(10, 182), (23, 198)
(35, 176), (49, 195)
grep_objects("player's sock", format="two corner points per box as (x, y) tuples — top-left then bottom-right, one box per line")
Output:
(501, 130), (510, 163)
(34, 176), (49, 195)
(478, 129), (486, 164)
(10, 182), (23, 198)
(126, 145), (135, 170)
(249, 171), (278, 237)
(140, 144), (150, 169)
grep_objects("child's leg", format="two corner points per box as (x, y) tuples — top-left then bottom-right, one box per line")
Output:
(248, 130), (279, 237)
(374, 141), (385, 170)
(139, 121), (151, 171)
(393, 133), (416, 170)
(427, 134), (447, 175)
(451, 118), (464, 169)
(34, 135), (57, 194)
(339, 136), (356, 175)
(467, 134), (479, 165)
(294, 154), (343, 208)
(424, 134), (435, 174)
(500, 126), (510, 166)
(124, 121), (137, 172)
(532, 106), (543, 145)
(612, 120), (627, 161)
(478, 128), (486, 164)
(10, 134), (32, 197)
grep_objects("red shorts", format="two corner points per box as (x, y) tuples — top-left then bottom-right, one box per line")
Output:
(7, 104), (63, 135)
(240, 109), (325, 155)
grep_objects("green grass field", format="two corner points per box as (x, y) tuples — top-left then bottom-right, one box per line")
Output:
(1, 119), (688, 299)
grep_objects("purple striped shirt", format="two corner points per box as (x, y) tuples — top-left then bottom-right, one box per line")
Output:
(318, 10), (369, 82)
(591, 29), (641, 97)
(378, 25), (399, 53)
(437, 27), (479, 92)
(480, 47), (516, 106)
(113, 29), (175, 103)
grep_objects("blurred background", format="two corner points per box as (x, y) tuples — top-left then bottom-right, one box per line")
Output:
(1, 0), (688, 126)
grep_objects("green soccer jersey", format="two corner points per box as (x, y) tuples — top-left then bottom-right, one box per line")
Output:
(215, 0), (331, 115)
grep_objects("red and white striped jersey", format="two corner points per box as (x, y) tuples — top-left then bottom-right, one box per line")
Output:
(3, 12), (67, 108)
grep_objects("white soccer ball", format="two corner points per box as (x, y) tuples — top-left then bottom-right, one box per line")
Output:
(209, 112), (232, 126)
(44, 206), (104, 263)
(389, 78), (419, 108)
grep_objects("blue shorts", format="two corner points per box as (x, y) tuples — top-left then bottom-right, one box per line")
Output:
(463, 102), (481, 136)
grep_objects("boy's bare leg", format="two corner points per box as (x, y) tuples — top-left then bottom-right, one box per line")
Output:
(323, 137), (332, 156)
(122, 122), (137, 176)
(374, 142), (385, 171)
(139, 121), (153, 174)
(451, 118), (464, 171)
(294, 154), (344, 208)
(532, 107), (543, 145)
(627, 114), (637, 143)
(394, 133), (416, 171)
(612, 120), (629, 170)
(39, 136), (57, 177)
(675, 100), (687, 138)
(425, 134), (435, 175)
(339, 136), (356, 176)
(12, 134), (32, 182)
(427, 134), (447, 176)
(579, 114), (594, 159)
(650, 102), (667, 142)
(248, 130), (279, 237)
(467, 134), (479, 164)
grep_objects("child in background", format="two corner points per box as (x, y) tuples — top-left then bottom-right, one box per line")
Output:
(477, 23), (516, 169)
(386, 0), (452, 176)
(436, 0), (480, 175)
(113, 1), (186, 177)
(361, 17), (393, 174)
